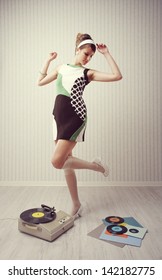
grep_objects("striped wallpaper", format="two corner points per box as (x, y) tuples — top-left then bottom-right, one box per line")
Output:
(0, 0), (161, 186)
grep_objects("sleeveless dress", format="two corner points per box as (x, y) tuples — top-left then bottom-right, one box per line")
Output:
(52, 64), (90, 142)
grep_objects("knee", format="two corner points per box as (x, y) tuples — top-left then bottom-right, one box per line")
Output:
(51, 156), (64, 169)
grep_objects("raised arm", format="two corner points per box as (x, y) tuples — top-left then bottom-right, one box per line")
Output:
(37, 52), (60, 86)
(89, 44), (122, 82)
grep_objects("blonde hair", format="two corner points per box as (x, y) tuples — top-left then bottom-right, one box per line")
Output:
(75, 33), (96, 53)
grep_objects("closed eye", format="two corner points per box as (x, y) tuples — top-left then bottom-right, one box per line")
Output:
(84, 52), (93, 58)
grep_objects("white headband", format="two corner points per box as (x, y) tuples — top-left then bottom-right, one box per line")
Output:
(77, 39), (95, 49)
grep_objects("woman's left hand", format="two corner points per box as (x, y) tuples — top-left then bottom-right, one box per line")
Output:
(96, 43), (109, 55)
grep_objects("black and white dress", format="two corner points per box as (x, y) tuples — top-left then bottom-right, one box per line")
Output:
(53, 64), (90, 142)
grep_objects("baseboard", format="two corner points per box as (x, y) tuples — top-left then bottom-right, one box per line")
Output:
(0, 181), (162, 187)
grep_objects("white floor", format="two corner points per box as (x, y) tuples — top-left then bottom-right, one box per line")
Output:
(0, 185), (162, 260)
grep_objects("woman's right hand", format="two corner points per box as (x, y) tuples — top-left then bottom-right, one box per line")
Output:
(47, 52), (57, 62)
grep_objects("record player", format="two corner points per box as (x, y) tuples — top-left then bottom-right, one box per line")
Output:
(18, 204), (74, 242)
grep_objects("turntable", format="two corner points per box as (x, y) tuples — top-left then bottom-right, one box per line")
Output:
(18, 204), (74, 242)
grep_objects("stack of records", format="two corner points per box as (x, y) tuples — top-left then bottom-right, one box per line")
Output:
(88, 216), (148, 247)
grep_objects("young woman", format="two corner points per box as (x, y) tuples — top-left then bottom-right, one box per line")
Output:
(37, 33), (122, 219)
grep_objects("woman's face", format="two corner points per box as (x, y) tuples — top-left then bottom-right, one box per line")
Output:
(77, 45), (95, 65)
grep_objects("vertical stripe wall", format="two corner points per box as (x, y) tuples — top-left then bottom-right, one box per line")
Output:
(0, 0), (161, 186)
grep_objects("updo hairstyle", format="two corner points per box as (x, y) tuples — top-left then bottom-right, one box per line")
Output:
(75, 33), (96, 53)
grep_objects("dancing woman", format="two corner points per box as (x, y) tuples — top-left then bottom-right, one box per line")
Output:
(37, 33), (122, 219)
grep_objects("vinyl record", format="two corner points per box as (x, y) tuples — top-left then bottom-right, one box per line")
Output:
(106, 224), (128, 235)
(105, 216), (124, 224)
(129, 228), (139, 234)
(20, 205), (56, 224)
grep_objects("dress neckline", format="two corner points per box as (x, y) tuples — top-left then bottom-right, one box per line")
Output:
(67, 64), (83, 68)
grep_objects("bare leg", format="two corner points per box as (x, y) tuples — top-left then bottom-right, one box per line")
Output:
(51, 140), (106, 174)
(51, 140), (77, 169)
(52, 140), (108, 216)
(64, 168), (81, 216)
(52, 141), (81, 216)
(62, 155), (105, 173)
